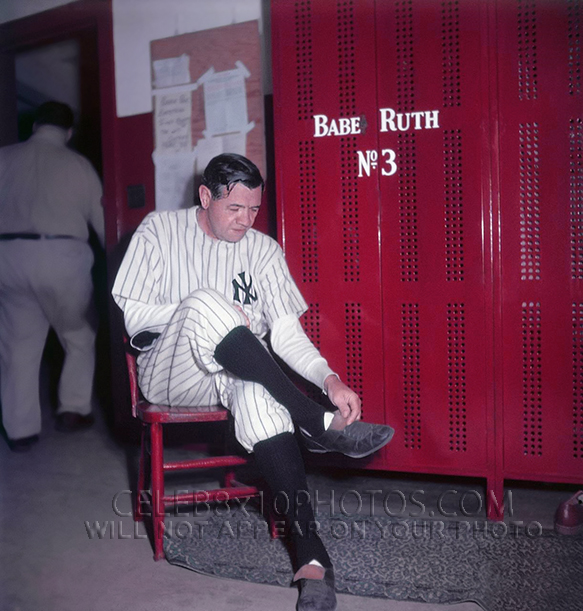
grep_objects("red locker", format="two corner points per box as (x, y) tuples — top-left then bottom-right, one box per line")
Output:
(272, 0), (385, 431)
(495, 0), (583, 484)
(272, 0), (583, 511)
(375, 0), (491, 477)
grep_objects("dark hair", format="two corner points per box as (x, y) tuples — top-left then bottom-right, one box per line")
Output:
(35, 101), (74, 130)
(201, 153), (264, 200)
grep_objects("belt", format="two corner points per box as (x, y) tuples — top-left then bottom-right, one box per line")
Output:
(0, 233), (81, 241)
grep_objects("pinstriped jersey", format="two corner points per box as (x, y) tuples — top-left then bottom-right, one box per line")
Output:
(112, 207), (308, 338)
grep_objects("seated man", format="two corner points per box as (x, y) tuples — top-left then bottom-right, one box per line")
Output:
(112, 153), (394, 611)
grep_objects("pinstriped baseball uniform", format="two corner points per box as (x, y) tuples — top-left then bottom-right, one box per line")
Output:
(112, 207), (317, 450)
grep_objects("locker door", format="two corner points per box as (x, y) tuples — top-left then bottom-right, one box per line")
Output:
(496, 0), (583, 481)
(376, 0), (492, 475)
(272, 0), (385, 428)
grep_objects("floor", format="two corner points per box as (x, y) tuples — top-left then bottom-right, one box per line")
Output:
(0, 397), (578, 611)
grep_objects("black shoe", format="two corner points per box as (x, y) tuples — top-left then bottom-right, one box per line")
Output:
(55, 412), (95, 432)
(301, 421), (395, 459)
(8, 434), (39, 453)
(296, 567), (337, 611)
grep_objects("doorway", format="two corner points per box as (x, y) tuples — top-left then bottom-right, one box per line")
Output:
(0, 1), (116, 429)
(15, 32), (102, 173)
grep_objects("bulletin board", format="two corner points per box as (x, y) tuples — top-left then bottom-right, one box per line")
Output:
(150, 21), (264, 211)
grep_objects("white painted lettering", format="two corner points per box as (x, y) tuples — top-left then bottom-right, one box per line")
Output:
(379, 107), (440, 132)
(381, 149), (397, 176)
(357, 150), (373, 177)
(379, 107), (396, 132)
(328, 119), (340, 136)
(411, 111), (424, 130)
(314, 114), (364, 137)
(397, 113), (411, 132)
(426, 110), (440, 129)
(315, 109), (439, 139)
(338, 117), (351, 135)
(313, 114), (329, 137)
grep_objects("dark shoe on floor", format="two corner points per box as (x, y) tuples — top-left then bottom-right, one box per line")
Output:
(296, 567), (337, 611)
(8, 434), (39, 453)
(555, 490), (583, 535)
(301, 421), (395, 459)
(55, 412), (95, 433)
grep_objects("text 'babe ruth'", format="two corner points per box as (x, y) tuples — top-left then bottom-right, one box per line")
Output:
(112, 153), (394, 611)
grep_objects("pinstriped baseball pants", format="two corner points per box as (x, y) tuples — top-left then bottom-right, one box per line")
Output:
(136, 288), (295, 451)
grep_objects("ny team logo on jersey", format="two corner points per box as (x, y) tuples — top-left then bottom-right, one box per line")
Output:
(232, 272), (258, 305)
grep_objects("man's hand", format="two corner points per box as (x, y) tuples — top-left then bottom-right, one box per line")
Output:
(233, 304), (250, 328)
(323, 375), (361, 425)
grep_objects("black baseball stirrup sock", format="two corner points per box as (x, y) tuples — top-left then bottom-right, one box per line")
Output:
(254, 432), (331, 571)
(214, 326), (326, 436)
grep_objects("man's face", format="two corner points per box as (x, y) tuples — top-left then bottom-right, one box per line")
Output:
(198, 183), (262, 243)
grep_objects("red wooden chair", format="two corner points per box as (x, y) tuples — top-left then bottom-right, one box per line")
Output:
(124, 341), (262, 560)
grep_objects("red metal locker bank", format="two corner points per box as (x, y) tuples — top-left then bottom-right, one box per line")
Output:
(271, 0), (583, 518)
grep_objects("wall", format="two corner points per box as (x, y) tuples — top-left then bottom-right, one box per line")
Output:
(16, 40), (80, 114)
(113, 0), (266, 117)
(0, 0), (77, 23)
(0, 0), (268, 119)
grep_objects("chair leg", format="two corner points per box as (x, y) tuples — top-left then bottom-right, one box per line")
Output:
(150, 422), (166, 561)
(268, 510), (279, 539)
(224, 468), (236, 488)
(134, 424), (147, 522)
